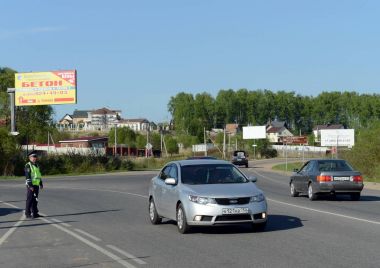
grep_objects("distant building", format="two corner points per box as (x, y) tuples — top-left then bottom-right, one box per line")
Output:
(117, 118), (151, 131)
(58, 114), (73, 125)
(72, 110), (92, 126)
(313, 124), (344, 142)
(59, 136), (108, 148)
(266, 121), (293, 143)
(226, 123), (239, 135)
(91, 108), (121, 130)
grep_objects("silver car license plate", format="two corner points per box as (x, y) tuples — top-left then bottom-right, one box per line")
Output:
(334, 176), (350, 181)
(222, 207), (249, 215)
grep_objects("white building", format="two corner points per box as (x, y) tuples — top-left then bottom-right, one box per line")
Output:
(117, 118), (151, 131)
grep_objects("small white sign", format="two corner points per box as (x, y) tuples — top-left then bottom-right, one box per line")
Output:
(320, 129), (355, 147)
(145, 143), (153, 150)
(192, 144), (214, 152)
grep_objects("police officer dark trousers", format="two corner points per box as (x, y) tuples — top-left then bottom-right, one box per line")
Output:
(25, 152), (43, 219)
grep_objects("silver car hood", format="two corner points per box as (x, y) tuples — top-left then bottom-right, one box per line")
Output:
(181, 183), (262, 198)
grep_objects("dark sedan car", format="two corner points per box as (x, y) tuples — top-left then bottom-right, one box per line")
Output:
(290, 159), (364, 201)
(231, 150), (248, 168)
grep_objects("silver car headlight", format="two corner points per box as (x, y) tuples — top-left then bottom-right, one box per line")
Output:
(188, 195), (216, 205)
(250, 193), (265, 202)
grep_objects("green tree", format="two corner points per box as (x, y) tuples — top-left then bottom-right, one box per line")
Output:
(166, 136), (179, 155)
(168, 92), (195, 135)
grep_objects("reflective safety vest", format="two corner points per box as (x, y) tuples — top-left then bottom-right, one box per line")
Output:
(28, 162), (41, 186)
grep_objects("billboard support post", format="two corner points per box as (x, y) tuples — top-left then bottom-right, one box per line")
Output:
(7, 88), (18, 136)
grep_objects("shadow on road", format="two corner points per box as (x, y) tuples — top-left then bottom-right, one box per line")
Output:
(45, 209), (122, 218)
(0, 200), (25, 203)
(160, 214), (303, 234)
(299, 194), (380, 202)
(0, 220), (77, 230)
(0, 207), (22, 217)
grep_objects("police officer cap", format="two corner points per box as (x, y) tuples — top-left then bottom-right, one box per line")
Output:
(28, 151), (38, 157)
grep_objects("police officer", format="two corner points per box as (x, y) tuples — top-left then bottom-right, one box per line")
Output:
(25, 151), (43, 219)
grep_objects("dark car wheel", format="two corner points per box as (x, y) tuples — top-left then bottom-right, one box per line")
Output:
(350, 193), (361, 201)
(177, 204), (191, 234)
(149, 198), (162, 224)
(308, 183), (317, 201)
(245, 163), (249, 168)
(290, 181), (299, 197)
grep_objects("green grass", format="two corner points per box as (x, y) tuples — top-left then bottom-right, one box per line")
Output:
(272, 162), (304, 172)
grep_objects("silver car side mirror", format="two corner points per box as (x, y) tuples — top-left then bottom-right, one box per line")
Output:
(165, 178), (177, 185)
(248, 176), (257, 183)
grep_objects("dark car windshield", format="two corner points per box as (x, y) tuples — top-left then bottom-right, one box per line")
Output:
(181, 164), (248, 185)
(317, 160), (354, 172)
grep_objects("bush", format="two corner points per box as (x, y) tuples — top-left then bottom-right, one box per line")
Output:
(260, 148), (278, 158)
(340, 123), (380, 179)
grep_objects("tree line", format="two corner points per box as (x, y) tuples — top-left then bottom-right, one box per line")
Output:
(168, 89), (380, 139)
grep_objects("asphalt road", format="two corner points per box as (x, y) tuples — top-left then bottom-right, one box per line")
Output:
(1, 160), (380, 268)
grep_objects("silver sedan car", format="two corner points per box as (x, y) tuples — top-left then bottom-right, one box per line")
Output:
(148, 160), (268, 234)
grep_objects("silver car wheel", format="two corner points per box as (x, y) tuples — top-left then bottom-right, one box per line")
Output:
(149, 201), (155, 221)
(308, 183), (317, 201)
(308, 184), (312, 198)
(177, 208), (184, 229)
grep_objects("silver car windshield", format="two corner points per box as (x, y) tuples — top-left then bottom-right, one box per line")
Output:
(181, 164), (248, 185)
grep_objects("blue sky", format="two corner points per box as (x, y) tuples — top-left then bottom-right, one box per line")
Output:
(1, 0), (379, 122)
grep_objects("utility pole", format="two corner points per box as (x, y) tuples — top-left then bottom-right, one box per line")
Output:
(160, 130), (163, 156)
(114, 125), (117, 156)
(223, 127), (226, 159)
(204, 127), (207, 156)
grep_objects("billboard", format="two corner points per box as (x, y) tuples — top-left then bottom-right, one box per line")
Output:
(243, 126), (266, 139)
(15, 70), (77, 106)
(283, 136), (308, 145)
(320, 129), (355, 147)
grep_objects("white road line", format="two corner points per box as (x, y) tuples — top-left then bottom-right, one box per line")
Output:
(49, 218), (72, 227)
(40, 217), (137, 268)
(250, 168), (288, 185)
(267, 198), (380, 226)
(107, 244), (147, 265)
(0, 214), (25, 246)
(74, 228), (102, 242)
(0, 201), (20, 209)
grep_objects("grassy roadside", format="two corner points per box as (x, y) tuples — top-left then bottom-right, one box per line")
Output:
(271, 162), (379, 183)
(272, 162), (303, 173)
(0, 156), (180, 180)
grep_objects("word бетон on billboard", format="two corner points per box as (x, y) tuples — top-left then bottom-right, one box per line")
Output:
(15, 70), (77, 106)
(320, 129), (355, 147)
(243, 126), (266, 139)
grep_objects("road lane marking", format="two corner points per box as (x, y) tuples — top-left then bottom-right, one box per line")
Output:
(50, 217), (72, 227)
(0, 203), (141, 267)
(107, 244), (147, 265)
(250, 168), (288, 185)
(267, 198), (380, 226)
(0, 214), (25, 246)
(75, 228), (102, 242)
(40, 217), (138, 268)
(0, 201), (21, 209)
